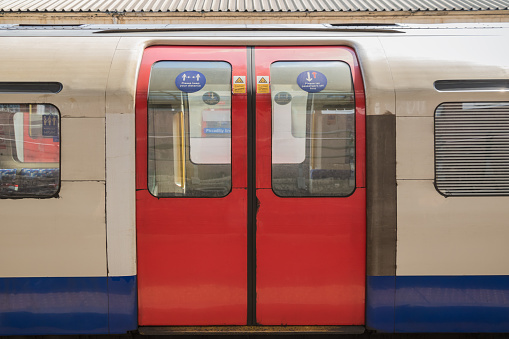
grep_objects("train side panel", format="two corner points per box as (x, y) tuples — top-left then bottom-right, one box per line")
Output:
(0, 25), (508, 335)
(0, 36), (138, 335)
(381, 31), (509, 332)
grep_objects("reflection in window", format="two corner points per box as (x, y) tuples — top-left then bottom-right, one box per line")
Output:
(0, 104), (60, 198)
(271, 61), (355, 197)
(147, 61), (232, 197)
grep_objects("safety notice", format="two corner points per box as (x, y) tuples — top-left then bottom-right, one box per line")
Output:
(233, 76), (246, 94)
(257, 76), (270, 93)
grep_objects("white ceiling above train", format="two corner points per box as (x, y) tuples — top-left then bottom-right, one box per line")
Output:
(1, 0), (508, 12)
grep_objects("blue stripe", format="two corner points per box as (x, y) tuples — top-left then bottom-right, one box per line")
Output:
(367, 275), (509, 333)
(366, 275), (395, 332)
(395, 275), (509, 333)
(8, 274), (509, 333)
(0, 277), (108, 335)
(108, 276), (137, 334)
(0, 276), (137, 335)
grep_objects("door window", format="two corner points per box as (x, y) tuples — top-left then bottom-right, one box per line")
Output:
(147, 61), (232, 197)
(270, 61), (356, 197)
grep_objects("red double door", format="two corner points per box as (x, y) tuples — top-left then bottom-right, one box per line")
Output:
(136, 46), (366, 326)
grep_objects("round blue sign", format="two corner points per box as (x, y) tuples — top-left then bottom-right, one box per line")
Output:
(297, 70), (327, 93)
(175, 71), (206, 93)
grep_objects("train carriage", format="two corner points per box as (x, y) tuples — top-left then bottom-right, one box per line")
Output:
(0, 23), (508, 335)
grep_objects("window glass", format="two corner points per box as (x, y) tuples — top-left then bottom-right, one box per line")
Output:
(0, 104), (60, 197)
(147, 61), (232, 197)
(435, 102), (509, 196)
(271, 61), (355, 197)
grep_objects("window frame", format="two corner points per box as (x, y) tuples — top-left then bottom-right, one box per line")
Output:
(0, 103), (61, 199)
(146, 60), (233, 199)
(269, 60), (357, 198)
(434, 101), (509, 197)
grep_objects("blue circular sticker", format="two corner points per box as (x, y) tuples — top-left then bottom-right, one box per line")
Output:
(175, 71), (206, 93)
(297, 71), (327, 93)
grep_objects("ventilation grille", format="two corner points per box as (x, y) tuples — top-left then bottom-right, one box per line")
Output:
(435, 102), (509, 196)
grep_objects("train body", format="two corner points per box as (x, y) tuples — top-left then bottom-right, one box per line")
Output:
(0, 23), (508, 335)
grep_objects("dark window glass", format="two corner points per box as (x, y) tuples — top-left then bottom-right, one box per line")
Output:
(0, 104), (60, 198)
(0, 82), (62, 94)
(434, 80), (509, 92)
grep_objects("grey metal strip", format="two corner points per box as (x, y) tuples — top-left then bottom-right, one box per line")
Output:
(366, 114), (397, 277)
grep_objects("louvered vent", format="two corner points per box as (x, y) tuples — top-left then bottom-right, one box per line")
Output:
(435, 102), (509, 196)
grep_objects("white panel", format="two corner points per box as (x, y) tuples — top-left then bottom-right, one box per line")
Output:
(190, 107), (231, 164)
(0, 181), (107, 277)
(397, 179), (509, 276)
(272, 101), (305, 164)
(190, 138), (231, 164)
(106, 113), (136, 277)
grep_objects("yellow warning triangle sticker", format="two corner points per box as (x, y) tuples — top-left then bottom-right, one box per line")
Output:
(259, 77), (268, 83)
(235, 77), (244, 83)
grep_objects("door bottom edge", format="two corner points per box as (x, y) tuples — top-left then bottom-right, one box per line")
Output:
(138, 325), (365, 335)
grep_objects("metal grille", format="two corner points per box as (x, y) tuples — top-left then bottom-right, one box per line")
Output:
(435, 102), (509, 196)
(0, 0), (508, 12)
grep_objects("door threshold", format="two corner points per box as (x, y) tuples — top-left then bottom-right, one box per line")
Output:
(138, 325), (365, 335)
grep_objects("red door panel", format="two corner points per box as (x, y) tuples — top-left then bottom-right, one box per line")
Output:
(136, 46), (248, 325)
(255, 47), (366, 325)
(136, 46), (366, 327)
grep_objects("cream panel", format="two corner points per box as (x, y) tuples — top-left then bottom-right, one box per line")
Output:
(0, 37), (119, 118)
(380, 35), (509, 117)
(355, 37), (396, 117)
(106, 113), (136, 277)
(397, 179), (509, 276)
(61, 117), (105, 181)
(106, 48), (143, 115)
(396, 117), (434, 180)
(0, 181), (106, 277)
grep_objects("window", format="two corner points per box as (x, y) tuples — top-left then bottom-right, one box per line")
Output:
(271, 61), (356, 197)
(0, 104), (60, 198)
(435, 102), (509, 196)
(147, 61), (232, 198)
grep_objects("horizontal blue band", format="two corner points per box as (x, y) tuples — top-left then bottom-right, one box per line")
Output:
(108, 275), (138, 334)
(367, 275), (509, 333)
(395, 275), (509, 333)
(7, 274), (509, 334)
(0, 276), (137, 335)
(366, 275), (395, 332)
